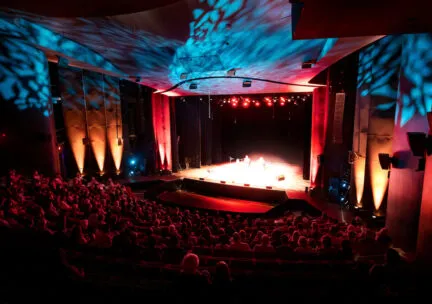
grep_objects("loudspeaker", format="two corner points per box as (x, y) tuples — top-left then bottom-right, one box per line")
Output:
(407, 132), (427, 157)
(378, 153), (396, 170)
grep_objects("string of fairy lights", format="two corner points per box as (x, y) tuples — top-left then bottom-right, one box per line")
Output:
(179, 93), (312, 109)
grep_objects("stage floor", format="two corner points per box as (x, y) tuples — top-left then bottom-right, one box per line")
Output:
(175, 161), (308, 192)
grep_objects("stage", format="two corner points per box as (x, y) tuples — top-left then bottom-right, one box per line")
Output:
(175, 158), (309, 192)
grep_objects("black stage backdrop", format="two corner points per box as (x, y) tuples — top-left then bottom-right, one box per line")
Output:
(220, 100), (311, 168)
(173, 96), (311, 174)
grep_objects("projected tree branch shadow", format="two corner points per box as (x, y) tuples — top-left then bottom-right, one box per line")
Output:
(0, 36), (51, 116)
(169, 0), (332, 94)
(396, 34), (432, 127)
(1, 1), (348, 95)
(0, 16), (123, 76)
(358, 34), (432, 126)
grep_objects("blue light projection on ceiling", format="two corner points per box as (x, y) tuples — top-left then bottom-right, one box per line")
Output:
(0, 15), (123, 76)
(0, 1), (350, 95)
(0, 36), (52, 116)
(397, 34), (432, 126)
(169, 0), (335, 94)
(357, 34), (432, 126)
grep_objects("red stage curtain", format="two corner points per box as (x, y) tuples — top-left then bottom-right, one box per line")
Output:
(152, 93), (172, 171)
(310, 87), (329, 188)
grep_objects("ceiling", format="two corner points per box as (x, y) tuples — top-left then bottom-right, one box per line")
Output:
(292, 0), (432, 39)
(0, 0), (382, 96)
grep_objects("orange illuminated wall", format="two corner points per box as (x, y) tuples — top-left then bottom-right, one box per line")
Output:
(104, 75), (123, 172)
(83, 71), (106, 173)
(59, 67), (86, 174)
(352, 92), (370, 206)
(152, 93), (172, 171)
(310, 86), (329, 188)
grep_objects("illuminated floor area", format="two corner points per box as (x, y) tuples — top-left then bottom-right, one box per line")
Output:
(176, 158), (309, 192)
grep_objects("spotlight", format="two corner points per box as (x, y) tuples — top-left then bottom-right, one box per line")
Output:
(266, 101), (273, 107)
(129, 158), (136, 166)
(232, 102), (238, 108)
(254, 101), (260, 107)
(242, 102), (249, 108)
(223, 99), (226, 103)
(189, 83), (198, 90)
(242, 79), (252, 87)
(264, 97), (271, 103)
(227, 68), (236, 76)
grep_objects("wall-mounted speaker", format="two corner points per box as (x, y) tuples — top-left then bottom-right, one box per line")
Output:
(407, 132), (427, 157)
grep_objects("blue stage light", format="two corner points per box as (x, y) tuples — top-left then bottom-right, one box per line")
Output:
(129, 159), (136, 166)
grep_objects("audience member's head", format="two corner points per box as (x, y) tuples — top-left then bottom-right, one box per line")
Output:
(181, 253), (200, 274)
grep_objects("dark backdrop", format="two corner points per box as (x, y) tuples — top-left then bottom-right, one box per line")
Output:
(219, 98), (311, 167)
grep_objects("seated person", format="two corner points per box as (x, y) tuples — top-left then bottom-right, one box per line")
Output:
(229, 232), (251, 251)
(253, 234), (275, 253)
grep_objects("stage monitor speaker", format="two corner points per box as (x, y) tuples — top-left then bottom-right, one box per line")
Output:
(407, 132), (427, 156)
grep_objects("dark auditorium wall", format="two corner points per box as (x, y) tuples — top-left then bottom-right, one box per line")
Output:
(174, 97), (202, 169)
(120, 81), (156, 175)
(0, 36), (59, 176)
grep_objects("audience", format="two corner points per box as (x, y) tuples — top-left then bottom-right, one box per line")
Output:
(0, 169), (413, 298)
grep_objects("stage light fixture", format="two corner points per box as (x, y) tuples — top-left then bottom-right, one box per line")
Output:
(255, 101), (261, 107)
(242, 102), (249, 108)
(227, 68), (236, 76)
(189, 83), (198, 90)
(266, 101), (273, 107)
(243, 79), (252, 87)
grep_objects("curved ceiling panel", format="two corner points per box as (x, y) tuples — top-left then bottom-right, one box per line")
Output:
(1, 0), (382, 96)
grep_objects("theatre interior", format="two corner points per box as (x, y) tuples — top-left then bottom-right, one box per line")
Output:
(1, 0), (432, 300)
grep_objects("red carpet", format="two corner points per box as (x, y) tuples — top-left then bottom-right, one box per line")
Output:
(158, 190), (273, 214)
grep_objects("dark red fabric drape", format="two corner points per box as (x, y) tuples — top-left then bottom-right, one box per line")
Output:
(310, 87), (329, 188)
(152, 93), (172, 171)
